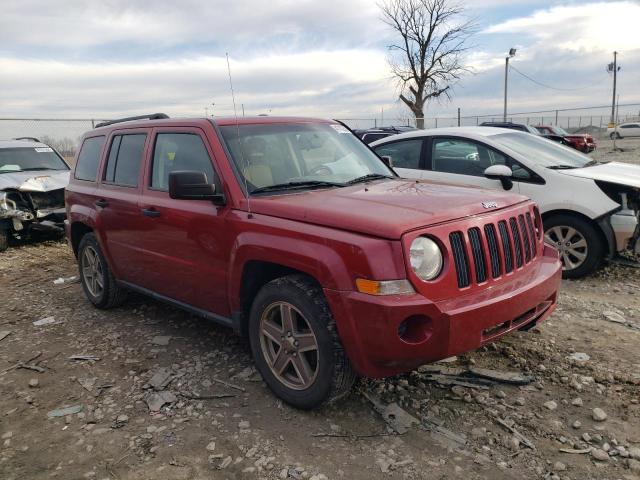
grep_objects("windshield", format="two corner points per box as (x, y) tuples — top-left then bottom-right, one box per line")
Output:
(491, 132), (592, 168)
(219, 123), (393, 194)
(552, 126), (569, 135)
(0, 147), (69, 173)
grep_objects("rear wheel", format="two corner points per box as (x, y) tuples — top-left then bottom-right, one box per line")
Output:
(248, 274), (356, 409)
(610, 132), (621, 139)
(78, 233), (127, 308)
(544, 214), (603, 279)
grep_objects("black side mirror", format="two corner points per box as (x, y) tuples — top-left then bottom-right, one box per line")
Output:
(169, 171), (224, 203)
(380, 155), (394, 168)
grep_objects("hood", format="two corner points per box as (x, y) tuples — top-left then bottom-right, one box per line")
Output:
(249, 178), (527, 239)
(559, 162), (640, 189)
(0, 170), (70, 192)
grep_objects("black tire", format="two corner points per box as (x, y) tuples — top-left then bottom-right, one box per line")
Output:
(77, 233), (127, 309)
(544, 214), (604, 279)
(248, 274), (357, 409)
(610, 132), (621, 140)
(0, 229), (8, 252)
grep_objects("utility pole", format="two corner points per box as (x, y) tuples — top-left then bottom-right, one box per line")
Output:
(503, 48), (516, 122)
(608, 52), (620, 124)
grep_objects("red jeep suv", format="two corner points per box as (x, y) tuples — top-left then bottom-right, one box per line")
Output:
(65, 114), (562, 409)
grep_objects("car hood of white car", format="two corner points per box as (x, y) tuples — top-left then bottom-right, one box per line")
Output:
(559, 162), (640, 189)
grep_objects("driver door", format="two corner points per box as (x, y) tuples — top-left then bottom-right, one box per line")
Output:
(424, 137), (510, 190)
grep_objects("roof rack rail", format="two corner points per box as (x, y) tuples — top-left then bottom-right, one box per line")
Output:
(95, 113), (169, 129)
(13, 136), (41, 142)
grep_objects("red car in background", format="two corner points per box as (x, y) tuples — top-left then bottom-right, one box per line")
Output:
(535, 125), (596, 153)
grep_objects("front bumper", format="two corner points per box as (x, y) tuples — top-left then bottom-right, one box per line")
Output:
(610, 211), (639, 253)
(325, 244), (562, 378)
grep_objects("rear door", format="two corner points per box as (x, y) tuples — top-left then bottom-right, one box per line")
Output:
(95, 129), (149, 282)
(135, 127), (230, 316)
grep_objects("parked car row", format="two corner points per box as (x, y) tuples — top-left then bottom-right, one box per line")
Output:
(608, 122), (640, 139)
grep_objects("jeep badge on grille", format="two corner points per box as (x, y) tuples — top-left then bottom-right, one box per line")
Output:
(482, 201), (498, 209)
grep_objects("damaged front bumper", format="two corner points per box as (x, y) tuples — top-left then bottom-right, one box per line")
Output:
(0, 192), (66, 234)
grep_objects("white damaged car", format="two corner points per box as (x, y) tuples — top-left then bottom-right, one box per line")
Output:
(0, 138), (70, 251)
(371, 127), (640, 278)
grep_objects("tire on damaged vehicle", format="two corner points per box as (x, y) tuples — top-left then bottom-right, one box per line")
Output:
(77, 233), (127, 309)
(544, 214), (604, 279)
(248, 274), (357, 409)
(0, 225), (8, 252)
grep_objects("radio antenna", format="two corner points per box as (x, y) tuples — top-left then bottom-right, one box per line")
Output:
(226, 52), (252, 218)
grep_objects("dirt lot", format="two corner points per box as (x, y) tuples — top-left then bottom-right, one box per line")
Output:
(1, 138), (639, 480)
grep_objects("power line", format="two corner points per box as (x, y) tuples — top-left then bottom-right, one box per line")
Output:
(509, 65), (604, 92)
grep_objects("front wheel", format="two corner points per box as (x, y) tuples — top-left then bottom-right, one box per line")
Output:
(544, 214), (603, 279)
(610, 132), (621, 139)
(248, 275), (356, 409)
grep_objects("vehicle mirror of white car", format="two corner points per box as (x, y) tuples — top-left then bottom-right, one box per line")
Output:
(484, 165), (514, 191)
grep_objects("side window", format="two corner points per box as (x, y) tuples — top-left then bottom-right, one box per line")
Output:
(431, 138), (507, 177)
(75, 136), (105, 181)
(103, 134), (146, 187)
(151, 133), (216, 191)
(374, 139), (422, 169)
(620, 124), (634, 129)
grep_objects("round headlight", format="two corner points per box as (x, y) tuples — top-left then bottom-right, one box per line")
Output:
(409, 237), (443, 281)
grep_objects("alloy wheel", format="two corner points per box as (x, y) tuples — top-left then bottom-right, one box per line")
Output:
(259, 301), (319, 390)
(81, 246), (104, 297)
(545, 226), (588, 271)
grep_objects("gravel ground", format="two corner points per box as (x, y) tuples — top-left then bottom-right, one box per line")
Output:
(1, 139), (639, 480)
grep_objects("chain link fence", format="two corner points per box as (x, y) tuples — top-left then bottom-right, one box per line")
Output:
(2, 103), (640, 160)
(338, 103), (640, 138)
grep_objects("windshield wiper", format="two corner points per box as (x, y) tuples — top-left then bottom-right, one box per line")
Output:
(582, 160), (600, 167)
(346, 173), (393, 185)
(250, 180), (344, 195)
(16, 167), (62, 172)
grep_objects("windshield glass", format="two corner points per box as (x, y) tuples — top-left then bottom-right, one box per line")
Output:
(219, 123), (393, 194)
(0, 147), (69, 173)
(491, 132), (592, 168)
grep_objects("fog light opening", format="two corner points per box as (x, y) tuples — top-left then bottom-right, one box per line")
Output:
(398, 315), (432, 344)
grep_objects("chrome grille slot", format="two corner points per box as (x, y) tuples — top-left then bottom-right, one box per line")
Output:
(509, 217), (524, 267)
(519, 214), (532, 262)
(449, 232), (470, 288)
(484, 224), (502, 278)
(498, 220), (514, 273)
(468, 227), (487, 283)
(526, 212), (537, 257)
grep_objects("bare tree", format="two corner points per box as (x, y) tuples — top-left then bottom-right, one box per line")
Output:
(381, 0), (475, 128)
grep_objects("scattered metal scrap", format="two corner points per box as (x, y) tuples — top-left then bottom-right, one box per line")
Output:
(496, 417), (536, 450)
(0, 331), (11, 342)
(364, 392), (420, 434)
(69, 354), (101, 361)
(178, 391), (236, 400)
(418, 364), (533, 388)
(212, 377), (246, 392)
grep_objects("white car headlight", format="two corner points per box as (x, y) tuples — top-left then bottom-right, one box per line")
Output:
(409, 237), (443, 281)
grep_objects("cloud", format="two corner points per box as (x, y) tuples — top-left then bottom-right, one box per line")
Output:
(0, 50), (394, 118)
(484, 1), (640, 53)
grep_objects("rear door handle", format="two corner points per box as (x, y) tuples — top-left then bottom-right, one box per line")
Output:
(141, 208), (161, 218)
(95, 199), (108, 208)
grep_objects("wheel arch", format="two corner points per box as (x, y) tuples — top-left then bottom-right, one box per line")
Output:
(541, 209), (614, 258)
(70, 221), (94, 258)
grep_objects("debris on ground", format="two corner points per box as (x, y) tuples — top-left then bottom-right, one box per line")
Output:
(47, 405), (83, 418)
(32, 316), (58, 326)
(145, 391), (177, 412)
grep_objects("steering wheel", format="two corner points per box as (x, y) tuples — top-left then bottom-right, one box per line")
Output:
(310, 165), (332, 176)
(465, 152), (479, 161)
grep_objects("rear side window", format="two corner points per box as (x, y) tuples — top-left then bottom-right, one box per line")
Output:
(75, 136), (105, 181)
(103, 134), (146, 187)
(151, 133), (215, 191)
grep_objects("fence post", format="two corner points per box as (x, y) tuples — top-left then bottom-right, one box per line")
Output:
(91, 119), (95, 128)
(457, 108), (460, 127)
(435, 118), (438, 128)
(476, 116), (479, 126)
(555, 110), (558, 126)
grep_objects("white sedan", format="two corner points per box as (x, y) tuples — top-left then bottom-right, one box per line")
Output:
(608, 122), (640, 139)
(371, 127), (640, 278)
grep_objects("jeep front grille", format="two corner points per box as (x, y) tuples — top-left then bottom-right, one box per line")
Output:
(449, 211), (539, 289)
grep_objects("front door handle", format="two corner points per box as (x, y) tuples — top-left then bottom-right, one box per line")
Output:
(95, 199), (108, 208)
(141, 208), (161, 218)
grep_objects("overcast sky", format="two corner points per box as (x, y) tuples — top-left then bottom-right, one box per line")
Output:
(0, 0), (638, 122)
